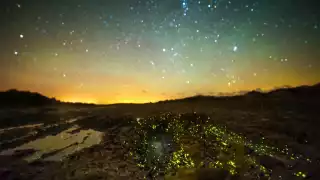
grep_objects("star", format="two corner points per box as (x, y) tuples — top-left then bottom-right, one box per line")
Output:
(0, 0), (318, 104)
(233, 46), (238, 52)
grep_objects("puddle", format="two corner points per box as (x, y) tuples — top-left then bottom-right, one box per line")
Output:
(0, 125), (103, 162)
(66, 118), (80, 123)
(0, 116), (84, 134)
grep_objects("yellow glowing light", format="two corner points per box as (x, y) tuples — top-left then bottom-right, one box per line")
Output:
(227, 160), (236, 167)
(61, 96), (97, 104)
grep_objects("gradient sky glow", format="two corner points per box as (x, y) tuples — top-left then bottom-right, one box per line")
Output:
(0, 0), (319, 104)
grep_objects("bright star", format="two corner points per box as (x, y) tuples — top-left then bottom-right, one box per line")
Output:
(233, 46), (238, 52)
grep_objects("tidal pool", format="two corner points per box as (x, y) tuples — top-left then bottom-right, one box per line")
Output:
(0, 125), (103, 162)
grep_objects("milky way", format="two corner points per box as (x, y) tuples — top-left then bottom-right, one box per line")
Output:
(0, 0), (319, 103)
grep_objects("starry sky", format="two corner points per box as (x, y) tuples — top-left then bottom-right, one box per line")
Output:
(0, 0), (319, 104)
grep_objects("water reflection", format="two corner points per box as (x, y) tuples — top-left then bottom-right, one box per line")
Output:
(0, 125), (103, 162)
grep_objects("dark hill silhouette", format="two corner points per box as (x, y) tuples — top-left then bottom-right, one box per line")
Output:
(157, 83), (320, 113)
(0, 89), (59, 108)
(268, 83), (320, 99)
(159, 83), (320, 102)
(0, 89), (98, 108)
(0, 83), (319, 108)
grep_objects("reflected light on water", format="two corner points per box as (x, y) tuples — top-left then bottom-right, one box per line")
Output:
(0, 125), (103, 162)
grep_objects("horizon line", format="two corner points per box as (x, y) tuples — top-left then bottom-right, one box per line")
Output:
(1, 82), (318, 105)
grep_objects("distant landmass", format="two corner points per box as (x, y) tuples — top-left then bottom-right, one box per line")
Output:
(0, 89), (95, 108)
(0, 83), (319, 108)
(0, 89), (59, 107)
(161, 83), (320, 102)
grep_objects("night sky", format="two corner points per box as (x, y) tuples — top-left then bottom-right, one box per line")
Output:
(0, 0), (319, 104)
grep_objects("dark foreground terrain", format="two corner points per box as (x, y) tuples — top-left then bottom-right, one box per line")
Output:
(0, 84), (319, 180)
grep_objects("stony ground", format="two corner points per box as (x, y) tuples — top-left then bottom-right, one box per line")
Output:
(0, 103), (319, 180)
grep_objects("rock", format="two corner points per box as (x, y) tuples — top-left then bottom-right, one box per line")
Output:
(166, 168), (231, 180)
(297, 132), (309, 144)
(93, 151), (100, 158)
(0, 168), (12, 179)
(258, 155), (285, 170)
(13, 149), (37, 158)
(197, 168), (230, 180)
(108, 170), (117, 177)
(69, 154), (80, 161)
(118, 162), (127, 169)
(244, 146), (255, 155)
(69, 169), (76, 177)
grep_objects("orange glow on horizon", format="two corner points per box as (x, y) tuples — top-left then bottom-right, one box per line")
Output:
(60, 97), (98, 104)
(59, 93), (166, 104)
(55, 80), (320, 104)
